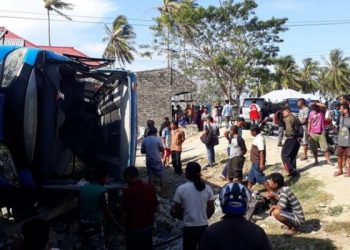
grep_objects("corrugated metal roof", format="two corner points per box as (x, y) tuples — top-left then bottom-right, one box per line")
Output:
(3, 38), (24, 46)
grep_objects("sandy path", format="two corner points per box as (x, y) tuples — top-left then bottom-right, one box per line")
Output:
(136, 125), (350, 249)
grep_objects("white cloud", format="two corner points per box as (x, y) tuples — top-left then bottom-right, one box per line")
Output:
(0, 0), (118, 54)
(78, 42), (106, 57)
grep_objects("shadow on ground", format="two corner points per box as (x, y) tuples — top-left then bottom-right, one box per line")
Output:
(269, 234), (336, 250)
(302, 219), (322, 233)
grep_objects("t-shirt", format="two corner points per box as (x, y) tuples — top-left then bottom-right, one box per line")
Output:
(308, 110), (325, 135)
(217, 105), (223, 116)
(222, 104), (233, 117)
(249, 104), (261, 121)
(80, 183), (107, 223)
(171, 129), (185, 151)
(201, 112), (209, 121)
(338, 115), (350, 147)
(141, 136), (163, 168)
(229, 135), (246, 158)
(161, 127), (171, 149)
(298, 106), (310, 127)
(278, 186), (305, 224)
(284, 114), (299, 138)
(204, 123), (220, 136)
(199, 217), (272, 250)
(123, 180), (158, 230)
(250, 133), (266, 164)
(174, 182), (214, 227)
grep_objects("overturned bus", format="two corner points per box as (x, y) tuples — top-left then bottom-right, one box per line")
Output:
(0, 46), (137, 189)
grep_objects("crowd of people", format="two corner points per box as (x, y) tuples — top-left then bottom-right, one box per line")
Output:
(16, 95), (350, 250)
(136, 97), (326, 249)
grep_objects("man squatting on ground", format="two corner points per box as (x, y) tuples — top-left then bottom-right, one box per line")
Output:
(268, 173), (305, 236)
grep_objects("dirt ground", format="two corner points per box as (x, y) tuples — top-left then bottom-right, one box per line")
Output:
(136, 125), (350, 250)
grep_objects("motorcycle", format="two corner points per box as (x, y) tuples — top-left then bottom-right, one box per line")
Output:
(259, 117), (274, 136)
(326, 127), (338, 155)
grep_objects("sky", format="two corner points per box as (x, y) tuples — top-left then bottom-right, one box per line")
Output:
(2, 0), (350, 71)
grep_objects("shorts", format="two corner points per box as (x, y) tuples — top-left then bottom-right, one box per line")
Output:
(300, 126), (308, 145)
(309, 133), (328, 153)
(280, 211), (303, 227)
(164, 148), (171, 157)
(336, 146), (350, 157)
(146, 162), (164, 178)
(227, 156), (245, 180)
(248, 163), (266, 185)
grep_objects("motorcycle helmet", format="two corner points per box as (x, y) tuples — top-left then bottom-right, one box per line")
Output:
(219, 182), (250, 216)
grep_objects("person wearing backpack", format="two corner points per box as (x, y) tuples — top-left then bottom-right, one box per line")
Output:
(281, 107), (300, 177)
(202, 116), (220, 168)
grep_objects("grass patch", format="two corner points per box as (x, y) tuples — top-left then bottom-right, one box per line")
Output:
(328, 206), (344, 217)
(323, 221), (350, 233)
(290, 174), (332, 217)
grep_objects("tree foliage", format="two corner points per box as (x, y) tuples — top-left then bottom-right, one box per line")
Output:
(103, 15), (136, 67)
(151, 0), (287, 103)
(44, 0), (74, 46)
(149, 0), (350, 100)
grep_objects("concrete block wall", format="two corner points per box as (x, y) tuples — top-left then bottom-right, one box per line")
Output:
(136, 68), (196, 129)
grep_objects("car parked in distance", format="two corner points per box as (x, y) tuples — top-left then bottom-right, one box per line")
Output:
(239, 98), (265, 124)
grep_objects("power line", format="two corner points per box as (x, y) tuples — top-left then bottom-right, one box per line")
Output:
(0, 9), (154, 22)
(0, 15), (151, 27)
(285, 21), (350, 27)
(4, 8), (350, 27)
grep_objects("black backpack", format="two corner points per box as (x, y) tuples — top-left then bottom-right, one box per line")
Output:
(293, 117), (303, 138)
(200, 125), (219, 145)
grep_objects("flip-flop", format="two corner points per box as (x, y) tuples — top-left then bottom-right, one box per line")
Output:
(334, 172), (343, 177)
(344, 175), (350, 177)
(283, 229), (299, 236)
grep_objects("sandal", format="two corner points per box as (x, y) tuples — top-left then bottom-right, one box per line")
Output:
(283, 228), (299, 236)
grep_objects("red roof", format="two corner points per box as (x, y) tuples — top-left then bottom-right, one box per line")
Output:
(0, 26), (103, 66)
(0, 26), (90, 57)
(36, 45), (88, 57)
(0, 26), (36, 47)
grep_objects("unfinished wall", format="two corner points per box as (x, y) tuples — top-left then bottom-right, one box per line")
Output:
(136, 68), (196, 128)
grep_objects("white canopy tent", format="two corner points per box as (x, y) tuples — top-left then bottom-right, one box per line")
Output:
(260, 89), (305, 103)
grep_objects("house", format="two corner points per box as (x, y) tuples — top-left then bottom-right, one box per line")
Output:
(136, 68), (196, 128)
(0, 26), (89, 57)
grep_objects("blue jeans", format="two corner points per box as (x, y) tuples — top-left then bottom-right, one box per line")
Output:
(222, 162), (228, 177)
(206, 145), (215, 165)
(248, 163), (266, 184)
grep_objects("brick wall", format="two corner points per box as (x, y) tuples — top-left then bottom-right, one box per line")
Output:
(136, 68), (196, 129)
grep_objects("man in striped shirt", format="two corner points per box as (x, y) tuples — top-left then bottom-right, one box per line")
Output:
(267, 173), (305, 236)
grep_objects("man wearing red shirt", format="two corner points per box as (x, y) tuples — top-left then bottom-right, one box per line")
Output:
(122, 167), (159, 250)
(249, 100), (261, 124)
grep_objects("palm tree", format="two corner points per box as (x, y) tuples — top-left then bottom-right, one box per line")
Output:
(103, 15), (136, 67)
(44, 0), (74, 46)
(323, 49), (350, 95)
(318, 67), (332, 98)
(157, 0), (181, 68)
(300, 57), (319, 93)
(273, 55), (301, 90)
